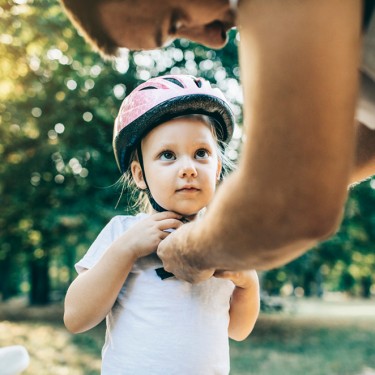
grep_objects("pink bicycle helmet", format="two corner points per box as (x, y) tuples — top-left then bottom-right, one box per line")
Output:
(113, 74), (235, 173)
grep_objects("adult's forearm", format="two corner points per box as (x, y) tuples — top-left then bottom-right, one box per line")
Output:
(179, 0), (360, 271)
(187, 119), (375, 271)
(185, 170), (340, 271)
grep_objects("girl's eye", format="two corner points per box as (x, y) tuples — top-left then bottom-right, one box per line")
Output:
(160, 151), (176, 161)
(195, 149), (209, 159)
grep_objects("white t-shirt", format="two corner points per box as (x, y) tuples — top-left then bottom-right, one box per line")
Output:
(76, 213), (235, 375)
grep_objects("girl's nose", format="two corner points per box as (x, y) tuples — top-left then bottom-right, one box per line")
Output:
(179, 160), (198, 178)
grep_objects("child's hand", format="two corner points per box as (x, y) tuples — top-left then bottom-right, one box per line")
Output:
(214, 270), (259, 290)
(114, 212), (183, 260)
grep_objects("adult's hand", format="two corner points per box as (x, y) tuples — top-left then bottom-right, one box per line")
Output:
(157, 222), (215, 284)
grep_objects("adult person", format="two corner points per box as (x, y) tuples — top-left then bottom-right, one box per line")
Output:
(61, 0), (375, 282)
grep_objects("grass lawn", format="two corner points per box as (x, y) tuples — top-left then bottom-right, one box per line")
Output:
(1, 299), (375, 374)
(231, 315), (375, 375)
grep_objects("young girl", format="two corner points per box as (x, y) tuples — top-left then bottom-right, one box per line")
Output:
(64, 75), (260, 375)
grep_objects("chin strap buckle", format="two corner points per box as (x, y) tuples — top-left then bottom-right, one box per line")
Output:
(155, 267), (175, 279)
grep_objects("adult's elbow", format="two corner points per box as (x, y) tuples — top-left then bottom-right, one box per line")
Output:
(249, 202), (344, 270)
(302, 202), (344, 242)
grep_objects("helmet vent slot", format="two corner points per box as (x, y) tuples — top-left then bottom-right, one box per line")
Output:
(194, 79), (202, 88)
(140, 86), (157, 91)
(163, 77), (184, 88)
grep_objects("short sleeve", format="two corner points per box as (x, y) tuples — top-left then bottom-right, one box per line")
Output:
(75, 214), (146, 274)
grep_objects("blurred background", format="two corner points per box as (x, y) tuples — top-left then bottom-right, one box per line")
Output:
(1, 0), (375, 374)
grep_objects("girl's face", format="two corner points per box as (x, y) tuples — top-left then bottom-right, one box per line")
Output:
(131, 117), (222, 217)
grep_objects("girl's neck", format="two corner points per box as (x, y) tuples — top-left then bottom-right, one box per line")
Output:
(181, 214), (197, 223)
(150, 209), (205, 222)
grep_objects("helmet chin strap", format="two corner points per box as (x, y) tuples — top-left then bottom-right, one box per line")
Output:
(148, 193), (167, 213)
(137, 144), (167, 213)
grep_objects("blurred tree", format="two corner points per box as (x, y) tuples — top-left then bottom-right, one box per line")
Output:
(0, 0), (125, 303)
(1, 0), (374, 305)
(0, 0), (241, 305)
(262, 183), (375, 299)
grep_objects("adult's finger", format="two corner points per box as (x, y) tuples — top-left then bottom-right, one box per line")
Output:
(159, 218), (184, 231)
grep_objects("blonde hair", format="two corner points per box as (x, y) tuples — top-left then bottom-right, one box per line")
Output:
(117, 114), (236, 213)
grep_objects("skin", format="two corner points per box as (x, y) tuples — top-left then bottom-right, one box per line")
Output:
(132, 118), (222, 217)
(352, 121), (375, 183)
(157, 0), (361, 282)
(64, 211), (183, 333)
(98, 0), (235, 50)
(95, 0), (370, 282)
(64, 117), (260, 340)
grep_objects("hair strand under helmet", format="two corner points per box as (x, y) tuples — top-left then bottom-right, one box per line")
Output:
(113, 74), (235, 174)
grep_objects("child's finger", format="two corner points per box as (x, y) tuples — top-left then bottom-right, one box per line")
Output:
(152, 211), (183, 221)
(160, 218), (184, 230)
(159, 222), (183, 239)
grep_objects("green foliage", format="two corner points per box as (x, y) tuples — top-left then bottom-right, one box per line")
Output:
(231, 314), (375, 375)
(1, 0), (374, 304)
(263, 182), (375, 298)
(0, 0), (127, 303)
(0, 0), (242, 304)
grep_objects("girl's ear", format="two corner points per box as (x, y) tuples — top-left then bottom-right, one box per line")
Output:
(216, 157), (223, 181)
(131, 161), (147, 190)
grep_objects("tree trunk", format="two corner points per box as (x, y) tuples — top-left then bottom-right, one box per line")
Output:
(0, 258), (18, 301)
(29, 255), (50, 305)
